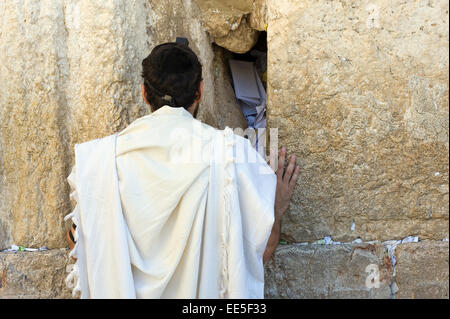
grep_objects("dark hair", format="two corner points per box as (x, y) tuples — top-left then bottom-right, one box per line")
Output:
(141, 42), (202, 110)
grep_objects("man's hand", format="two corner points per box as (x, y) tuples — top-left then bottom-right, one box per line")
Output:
(263, 147), (300, 264)
(274, 147), (300, 218)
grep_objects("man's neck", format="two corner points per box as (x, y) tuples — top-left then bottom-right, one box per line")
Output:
(187, 102), (199, 118)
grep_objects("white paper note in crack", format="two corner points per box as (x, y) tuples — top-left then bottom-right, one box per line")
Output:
(229, 60), (262, 106)
(229, 59), (267, 129)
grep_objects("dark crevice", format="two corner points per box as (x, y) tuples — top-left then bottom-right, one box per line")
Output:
(223, 31), (267, 129)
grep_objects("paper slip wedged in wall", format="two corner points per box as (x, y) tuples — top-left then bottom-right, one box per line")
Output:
(229, 60), (267, 129)
(229, 60), (263, 106)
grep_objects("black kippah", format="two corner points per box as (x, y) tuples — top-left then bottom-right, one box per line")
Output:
(159, 46), (194, 74)
(141, 42), (202, 109)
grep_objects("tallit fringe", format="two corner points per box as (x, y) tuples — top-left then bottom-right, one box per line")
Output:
(64, 189), (82, 298)
(219, 127), (234, 299)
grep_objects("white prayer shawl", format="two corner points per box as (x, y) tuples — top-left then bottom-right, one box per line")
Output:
(65, 106), (276, 299)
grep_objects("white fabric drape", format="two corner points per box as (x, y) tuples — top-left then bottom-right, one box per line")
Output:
(65, 106), (276, 298)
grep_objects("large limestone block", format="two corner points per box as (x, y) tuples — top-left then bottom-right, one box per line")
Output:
(194, 0), (253, 38)
(264, 243), (394, 299)
(266, 0), (449, 242)
(195, 0), (261, 53)
(0, 1), (80, 250)
(395, 241), (449, 299)
(214, 16), (260, 54)
(0, 0), (151, 249)
(0, 250), (73, 298)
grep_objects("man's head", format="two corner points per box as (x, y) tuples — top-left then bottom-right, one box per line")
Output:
(141, 42), (203, 116)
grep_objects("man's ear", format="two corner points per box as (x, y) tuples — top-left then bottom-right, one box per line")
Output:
(141, 83), (150, 105)
(195, 80), (204, 103)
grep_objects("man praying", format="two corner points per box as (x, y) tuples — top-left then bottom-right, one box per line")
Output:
(64, 42), (300, 299)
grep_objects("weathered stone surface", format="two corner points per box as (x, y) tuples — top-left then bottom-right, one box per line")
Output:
(0, 0), (150, 249)
(266, 0), (449, 242)
(0, 1), (72, 250)
(249, 0), (267, 31)
(0, 213), (11, 251)
(212, 45), (248, 130)
(395, 241), (449, 299)
(0, 250), (73, 298)
(194, 0), (253, 38)
(0, 0), (239, 249)
(195, 0), (264, 53)
(264, 243), (394, 299)
(214, 16), (260, 54)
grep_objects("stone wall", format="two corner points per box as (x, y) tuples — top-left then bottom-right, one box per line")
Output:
(264, 243), (395, 299)
(0, 250), (73, 298)
(266, 0), (449, 243)
(395, 241), (449, 298)
(1, 241), (447, 299)
(264, 241), (448, 299)
(0, 0), (448, 299)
